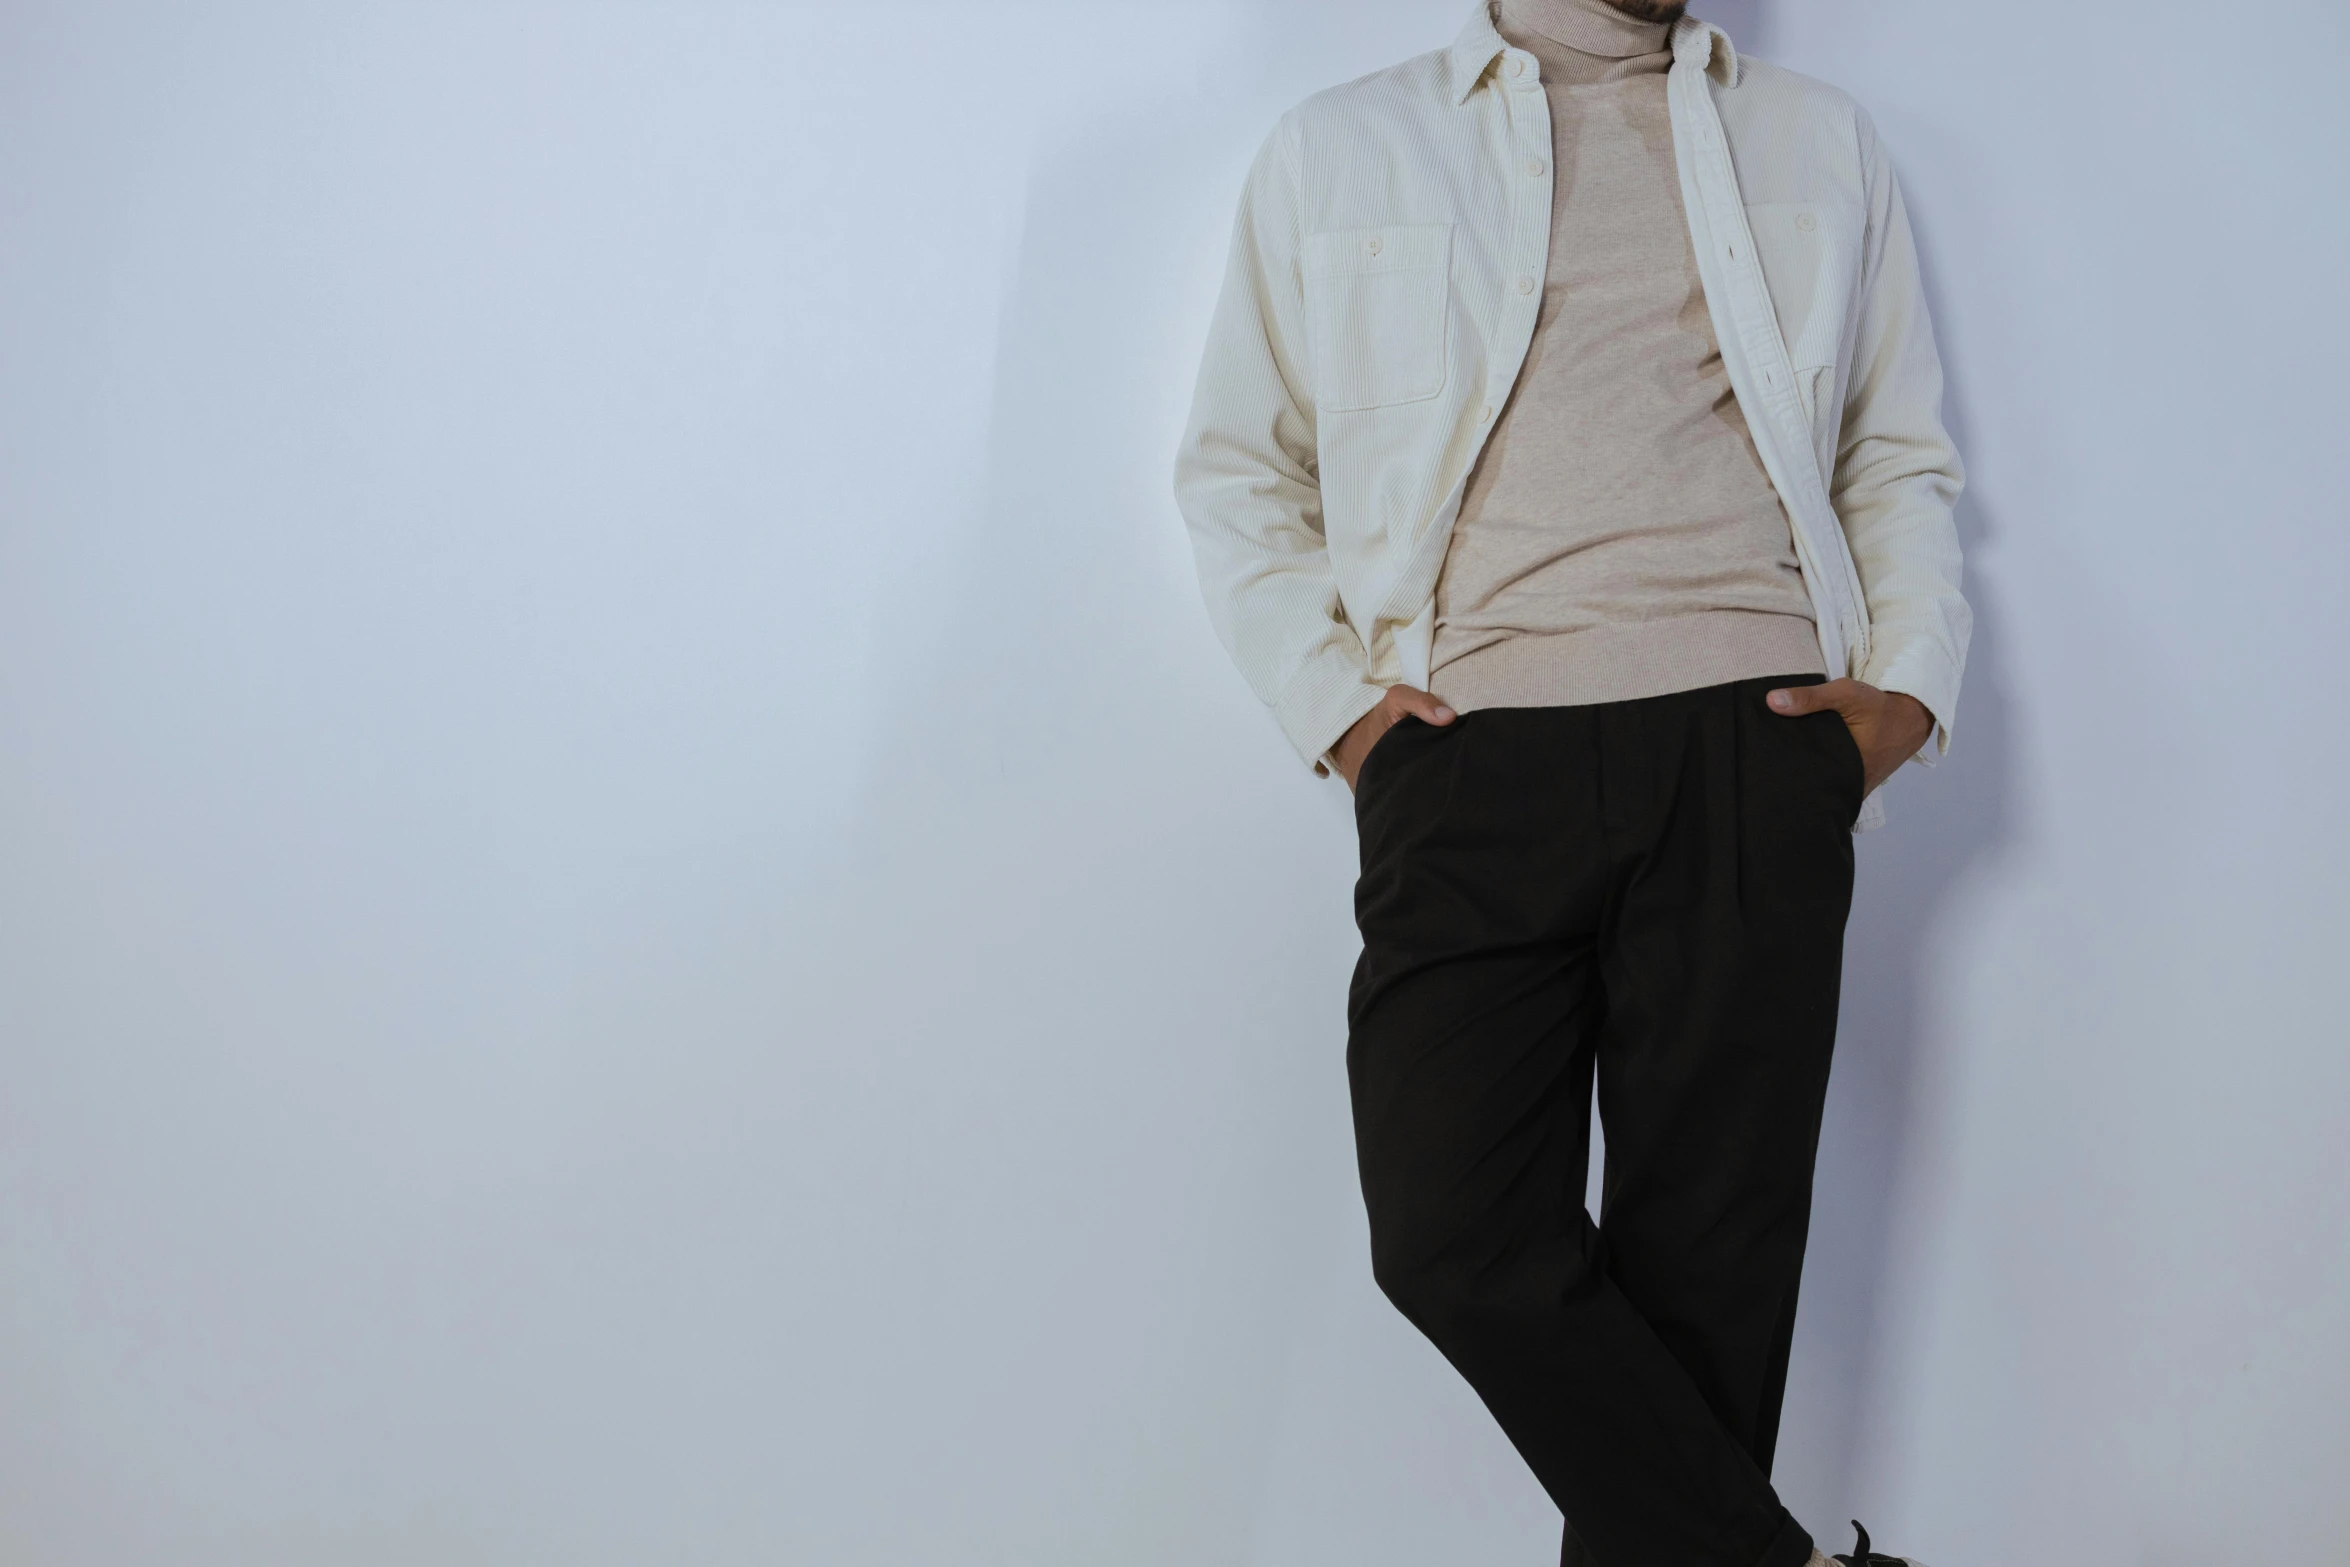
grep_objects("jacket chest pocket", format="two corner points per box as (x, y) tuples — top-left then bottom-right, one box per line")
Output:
(1301, 223), (1453, 411)
(1744, 201), (1858, 472)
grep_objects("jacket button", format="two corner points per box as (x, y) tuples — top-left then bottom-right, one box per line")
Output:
(1516, 274), (1536, 295)
(1797, 211), (1818, 232)
(1526, 157), (1546, 176)
(1505, 56), (1524, 77)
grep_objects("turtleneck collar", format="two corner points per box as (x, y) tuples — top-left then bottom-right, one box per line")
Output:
(1496, 0), (1670, 60)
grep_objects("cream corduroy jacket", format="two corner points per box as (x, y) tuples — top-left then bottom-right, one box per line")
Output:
(1172, 4), (1968, 831)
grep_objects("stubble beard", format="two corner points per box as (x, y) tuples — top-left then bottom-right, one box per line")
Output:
(1599, 0), (1689, 23)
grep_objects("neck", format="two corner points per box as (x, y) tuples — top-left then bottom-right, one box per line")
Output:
(1497, 0), (1673, 57)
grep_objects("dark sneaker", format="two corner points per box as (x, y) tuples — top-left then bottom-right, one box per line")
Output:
(1834, 1520), (1931, 1567)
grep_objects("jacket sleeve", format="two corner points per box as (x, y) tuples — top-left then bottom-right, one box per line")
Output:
(1173, 117), (1386, 776)
(1834, 109), (1971, 764)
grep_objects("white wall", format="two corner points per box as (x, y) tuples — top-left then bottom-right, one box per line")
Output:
(2, 2), (2344, 1564)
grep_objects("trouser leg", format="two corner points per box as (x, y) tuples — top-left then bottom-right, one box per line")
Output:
(1588, 676), (1856, 1479)
(1345, 675), (1860, 1567)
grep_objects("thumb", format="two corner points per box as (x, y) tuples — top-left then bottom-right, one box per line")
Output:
(1766, 680), (1844, 716)
(1389, 685), (1458, 725)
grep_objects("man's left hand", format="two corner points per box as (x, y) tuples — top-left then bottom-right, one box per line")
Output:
(1765, 678), (1934, 797)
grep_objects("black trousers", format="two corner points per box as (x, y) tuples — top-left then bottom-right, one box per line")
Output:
(1346, 673), (1861, 1567)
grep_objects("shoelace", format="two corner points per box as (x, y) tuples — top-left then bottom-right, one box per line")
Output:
(1832, 1519), (1904, 1566)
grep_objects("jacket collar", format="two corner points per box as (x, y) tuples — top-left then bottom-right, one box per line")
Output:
(1443, 0), (1740, 104)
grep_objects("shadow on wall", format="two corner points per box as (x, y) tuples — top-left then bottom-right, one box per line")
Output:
(800, 4), (1489, 1562)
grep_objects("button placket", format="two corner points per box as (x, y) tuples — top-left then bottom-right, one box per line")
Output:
(1463, 51), (1549, 473)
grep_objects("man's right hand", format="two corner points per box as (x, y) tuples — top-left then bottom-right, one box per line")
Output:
(1332, 685), (1458, 792)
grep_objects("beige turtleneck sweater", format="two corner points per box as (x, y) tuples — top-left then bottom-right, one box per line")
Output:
(1426, 0), (1824, 714)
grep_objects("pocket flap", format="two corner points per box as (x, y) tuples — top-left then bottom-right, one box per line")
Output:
(1303, 222), (1454, 279)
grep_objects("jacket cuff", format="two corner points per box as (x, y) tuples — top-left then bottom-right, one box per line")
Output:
(1862, 642), (1960, 768)
(1274, 646), (1387, 777)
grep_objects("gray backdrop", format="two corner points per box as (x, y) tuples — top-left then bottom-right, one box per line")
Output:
(3, 1), (2345, 1563)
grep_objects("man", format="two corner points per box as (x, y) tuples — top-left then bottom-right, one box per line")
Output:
(1172, 1), (1967, 1564)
